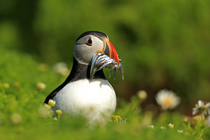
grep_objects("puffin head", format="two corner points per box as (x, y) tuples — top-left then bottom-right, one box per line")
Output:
(74, 31), (120, 65)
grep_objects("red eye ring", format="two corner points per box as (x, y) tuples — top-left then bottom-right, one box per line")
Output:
(86, 39), (92, 46)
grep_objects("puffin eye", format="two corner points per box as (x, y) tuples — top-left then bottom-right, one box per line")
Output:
(86, 38), (92, 46)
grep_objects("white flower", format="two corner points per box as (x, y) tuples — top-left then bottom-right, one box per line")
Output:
(168, 123), (174, 128)
(160, 126), (166, 130)
(148, 125), (154, 129)
(54, 62), (70, 76)
(156, 89), (181, 110)
(177, 130), (183, 133)
(192, 100), (210, 115)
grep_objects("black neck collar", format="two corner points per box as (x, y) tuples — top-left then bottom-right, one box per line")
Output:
(65, 57), (106, 82)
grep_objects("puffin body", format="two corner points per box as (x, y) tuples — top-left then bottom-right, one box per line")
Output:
(44, 31), (122, 127)
(53, 79), (116, 124)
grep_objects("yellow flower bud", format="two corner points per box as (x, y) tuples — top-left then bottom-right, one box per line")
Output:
(44, 104), (51, 109)
(10, 113), (22, 125)
(36, 82), (46, 91)
(183, 117), (189, 123)
(53, 117), (58, 121)
(55, 110), (62, 115)
(184, 132), (190, 136)
(137, 90), (147, 100)
(14, 82), (20, 87)
(3, 83), (10, 88)
(48, 99), (56, 107)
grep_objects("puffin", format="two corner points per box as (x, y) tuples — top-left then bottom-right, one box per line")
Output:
(44, 31), (123, 127)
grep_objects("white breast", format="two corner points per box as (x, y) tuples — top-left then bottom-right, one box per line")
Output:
(53, 79), (116, 126)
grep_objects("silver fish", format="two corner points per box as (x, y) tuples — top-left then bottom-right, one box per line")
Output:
(90, 52), (124, 80)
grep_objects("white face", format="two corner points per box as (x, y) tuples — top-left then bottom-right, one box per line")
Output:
(74, 35), (104, 65)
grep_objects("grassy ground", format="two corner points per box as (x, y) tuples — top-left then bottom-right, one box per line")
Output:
(0, 48), (209, 140)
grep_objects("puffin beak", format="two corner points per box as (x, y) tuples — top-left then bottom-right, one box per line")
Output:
(90, 37), (124, 80)
(101, 38), (120, 64)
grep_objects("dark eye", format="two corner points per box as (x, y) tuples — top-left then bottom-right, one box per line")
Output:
(86, 38), (92, 46)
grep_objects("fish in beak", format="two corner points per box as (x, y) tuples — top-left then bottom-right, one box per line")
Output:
(90, 37), (124, 80)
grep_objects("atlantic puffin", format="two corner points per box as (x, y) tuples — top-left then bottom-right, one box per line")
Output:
(44, 31), (123, 127)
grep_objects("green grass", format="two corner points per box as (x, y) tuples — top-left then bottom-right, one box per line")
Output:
(0, 48), (209, 140)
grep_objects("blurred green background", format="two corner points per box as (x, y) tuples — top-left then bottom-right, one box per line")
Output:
(1, 0), (210, 115)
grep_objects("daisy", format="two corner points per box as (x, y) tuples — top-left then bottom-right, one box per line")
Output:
(156, 89), (181, 110)
(192, 100), (210, 115)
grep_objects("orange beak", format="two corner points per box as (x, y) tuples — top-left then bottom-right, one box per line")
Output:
(100, 38), (120, 64)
